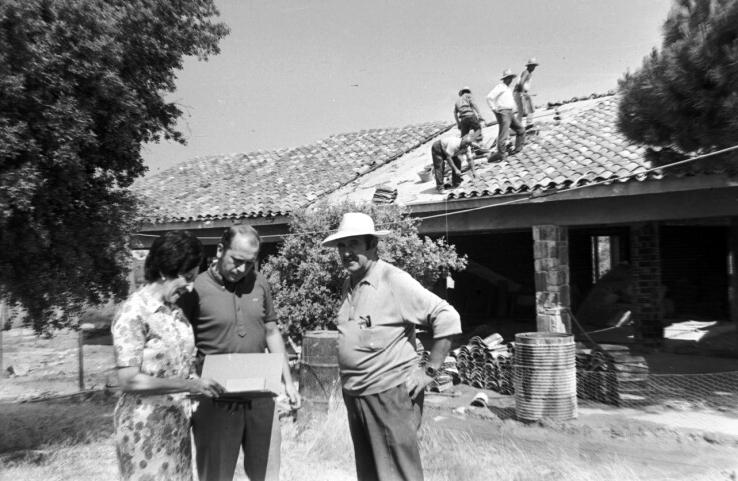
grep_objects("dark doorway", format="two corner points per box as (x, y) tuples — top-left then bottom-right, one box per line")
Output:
(439, 231), (535, 336)
(660, 225), (728, 319)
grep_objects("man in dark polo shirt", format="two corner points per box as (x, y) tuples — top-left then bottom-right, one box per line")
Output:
(179, 225), (300, 481)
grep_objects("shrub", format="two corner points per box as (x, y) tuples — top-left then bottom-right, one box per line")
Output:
(261, 201), (467, 341)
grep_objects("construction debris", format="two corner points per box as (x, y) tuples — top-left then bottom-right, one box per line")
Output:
(371, 184), (398, 204)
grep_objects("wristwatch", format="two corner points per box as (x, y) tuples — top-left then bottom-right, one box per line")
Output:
(424, 365), (438, 378)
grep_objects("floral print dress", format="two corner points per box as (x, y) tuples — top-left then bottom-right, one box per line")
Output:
(112, 289), (197, 481)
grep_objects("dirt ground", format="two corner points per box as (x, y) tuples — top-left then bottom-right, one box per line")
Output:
(0, 329), (114, 402)
(424, 384), (738, 479)
(1, 328), (738, 480)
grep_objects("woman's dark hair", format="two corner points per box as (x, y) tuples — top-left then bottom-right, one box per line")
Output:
(144, 231), (203, 282)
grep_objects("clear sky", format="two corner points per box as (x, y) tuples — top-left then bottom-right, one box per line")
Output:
(141, 0), (673, 175)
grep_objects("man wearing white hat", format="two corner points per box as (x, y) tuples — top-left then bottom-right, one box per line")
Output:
(322, 213), (461, 481)
(486, 68), (526, 162)
(514, 58), (539, 127)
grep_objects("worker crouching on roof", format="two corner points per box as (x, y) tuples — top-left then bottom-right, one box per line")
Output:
(430, 134), (474, 193)
(322, 213), (462, 481)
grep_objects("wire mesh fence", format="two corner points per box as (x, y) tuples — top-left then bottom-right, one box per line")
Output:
(422, 335), (738, 425)
(577, 369), (738, 411)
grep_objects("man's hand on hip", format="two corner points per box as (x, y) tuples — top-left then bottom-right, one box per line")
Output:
(405, 368), (434, 399)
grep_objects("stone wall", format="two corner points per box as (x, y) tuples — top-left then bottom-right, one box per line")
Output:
(533, 225), (571, 333)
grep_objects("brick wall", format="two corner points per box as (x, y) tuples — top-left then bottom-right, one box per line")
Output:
(533, 225), (571, 333)
(630, 222), (663, 341)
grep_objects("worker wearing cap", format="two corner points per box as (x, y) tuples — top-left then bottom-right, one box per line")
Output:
(486, 68), (526, 162)
(322, 213), (461, 481)
(454, 87), (484, 139)
(514, 58), (539, 127)
(454, 87), (487, 156)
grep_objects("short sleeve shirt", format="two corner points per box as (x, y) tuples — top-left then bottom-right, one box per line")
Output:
(336, 260), (461, 395)
(178, 268), (277, 361)
(111, 289), (196, 379)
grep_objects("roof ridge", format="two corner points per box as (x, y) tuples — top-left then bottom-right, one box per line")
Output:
(544, 90), (617, 109)
(138, 120), (452, 183)
(135, 121), (455, 224)
(301, 122), (456, 210)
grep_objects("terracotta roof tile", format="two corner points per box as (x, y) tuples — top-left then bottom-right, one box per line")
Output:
(134, 122), (452, 223)
(446, 96), (673, 200)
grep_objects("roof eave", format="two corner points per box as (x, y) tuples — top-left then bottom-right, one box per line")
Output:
(406, 173), (738, 215)
(139, 213), (292, 232)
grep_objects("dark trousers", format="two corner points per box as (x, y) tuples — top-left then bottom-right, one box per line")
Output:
(431, 141), (462, 188)
(192, 397), (280, 481)
(514, 91), (535, 123)
(494, 109), (525, 157)
(343, 384), (425, 481)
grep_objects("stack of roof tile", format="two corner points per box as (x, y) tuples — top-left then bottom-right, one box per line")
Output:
(575, 346), (649, 406)
(372, 184), (398, 204)
(453, 334), (513, 394)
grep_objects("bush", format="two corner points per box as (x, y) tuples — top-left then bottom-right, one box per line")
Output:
(261, 201), (467, 342)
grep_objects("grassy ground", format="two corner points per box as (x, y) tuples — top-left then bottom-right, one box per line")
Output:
(0, 393), (113, 453)
(1, 393), (736, 481)
(1, 328), (737, 480)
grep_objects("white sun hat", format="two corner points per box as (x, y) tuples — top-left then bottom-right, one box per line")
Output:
(321, 212), (390, 247)
(500, 68), (516, 80)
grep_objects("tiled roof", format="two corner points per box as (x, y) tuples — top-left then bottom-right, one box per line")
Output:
(447, 95), (729, 200)
(134, 122), (452, 223)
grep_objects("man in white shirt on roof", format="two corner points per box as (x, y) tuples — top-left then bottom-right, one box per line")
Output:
(486, 68), (526, 162)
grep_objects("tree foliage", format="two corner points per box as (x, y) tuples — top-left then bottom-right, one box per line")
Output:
(618, 0), (738, 162)
(0, 0), (228, 332)
(260, 202), (468, 342)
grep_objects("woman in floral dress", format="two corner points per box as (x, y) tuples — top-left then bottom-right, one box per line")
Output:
(112, 231), (224, 481)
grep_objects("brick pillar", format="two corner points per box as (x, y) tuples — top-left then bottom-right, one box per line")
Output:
(533, 225), (571, 333)
(630, 222), (664, 342)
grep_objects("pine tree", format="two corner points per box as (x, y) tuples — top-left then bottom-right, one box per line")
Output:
(618, 0), (738, 163)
